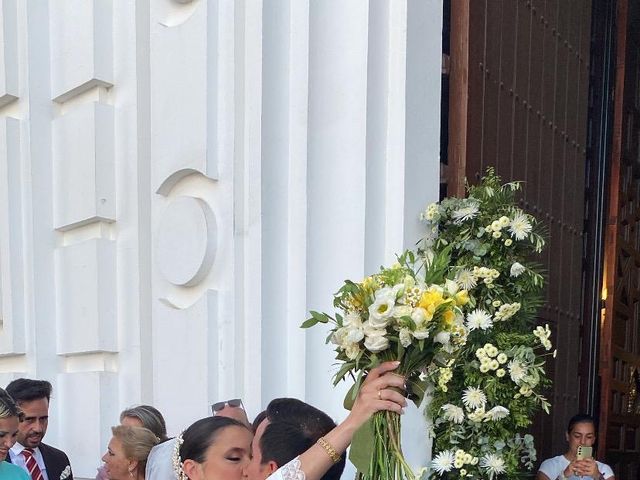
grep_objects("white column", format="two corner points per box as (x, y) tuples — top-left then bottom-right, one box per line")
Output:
(261, 0), (310, 402)
(365, 0), (409, 272)
(306, 0), (370, 418)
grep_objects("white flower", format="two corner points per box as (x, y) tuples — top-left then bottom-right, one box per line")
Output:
(441, 404), (465, 424)
(364, 322), (389, 353)
(451, 202), (479, 223)
(462, 386), (487, 410)
(483, 343), (498, 357)
(411, 307), (429, 326)
(467, 408), (486, 422)
(368, 289), (396, 328)
(343, 311), (363, 327)
(421, 203), (441, 221)
(344, 343), (360, 360)
(497, 353), (508, 364)
(434, 331), (450, 345)
(455, 269), (477, 290)
(508, 360), (527, 384)
(485, 406), (510, 421)
(412, 327), (430, 340)
(480, 453), (506, 478)
(393, 305), (412, 318)
(496, 368), (506, 378)
(489, 359), (499, 370)
(364, 333), (389, 352)
(445, 279), (459, 295)
(466, 309), (493, 331)
(510, 262), (526, 277)
(399, 328), (412, 347)
(519, 385), (533, 396)
(508, 212), (533, 240)
(345, 326), (364, 344)
(431, 450), (455, 474)
(60, 466), (72, 480)
(331, 327), (348, 346)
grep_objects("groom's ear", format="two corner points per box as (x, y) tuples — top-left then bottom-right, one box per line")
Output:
(266, 460), (279, 474)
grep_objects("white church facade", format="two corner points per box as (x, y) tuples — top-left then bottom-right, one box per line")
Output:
(0, 1), (443, 477)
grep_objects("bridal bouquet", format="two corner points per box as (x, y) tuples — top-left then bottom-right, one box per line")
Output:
(421, 169), (552, 479)
(302, 252), (470, 480)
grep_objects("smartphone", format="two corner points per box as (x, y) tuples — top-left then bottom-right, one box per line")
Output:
(576, 445), (593, 460)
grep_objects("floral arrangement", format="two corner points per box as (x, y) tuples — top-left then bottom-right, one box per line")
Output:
(420, 169), (553, 479)
(302, 253), (471, 480)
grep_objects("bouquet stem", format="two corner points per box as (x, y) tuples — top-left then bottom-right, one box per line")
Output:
(362, 411), (416, 480)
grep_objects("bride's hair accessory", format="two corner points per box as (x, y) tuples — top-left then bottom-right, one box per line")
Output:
(171, 432), (187, 480)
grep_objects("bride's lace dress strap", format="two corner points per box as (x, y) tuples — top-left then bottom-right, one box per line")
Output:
(273, 457), (305, 480)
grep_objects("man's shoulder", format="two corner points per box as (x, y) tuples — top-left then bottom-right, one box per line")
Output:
(39, 442), (71, 461)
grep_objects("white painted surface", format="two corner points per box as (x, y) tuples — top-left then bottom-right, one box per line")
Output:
(0, 1), (442, 477)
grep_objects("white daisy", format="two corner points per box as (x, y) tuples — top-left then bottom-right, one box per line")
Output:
(508, 360), (527, 384)
(462, 386), (487, 410)
(431, 450), (455, 475)
(485, 406), (510, 421)
(451, 202), (479, 224)
(441, 404), (465, 424)
(455, 269), (477, 290)
(508, 212), (533, 240)
(480, 453), (506, 479)
(465, 309), (493, 331)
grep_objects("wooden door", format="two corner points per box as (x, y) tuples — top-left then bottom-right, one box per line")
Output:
(599, 0), (640, 477)
(445, 0), (593, 462)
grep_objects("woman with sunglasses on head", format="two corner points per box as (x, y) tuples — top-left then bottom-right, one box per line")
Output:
(172, 361), (406, 480)
(144, 398), (251, 480)
(536, 413), (614, 480)
(0, 388), (29, 480)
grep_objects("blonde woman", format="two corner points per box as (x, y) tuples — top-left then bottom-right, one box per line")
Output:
(0, 388), (29, 480)
(102, 426), (159, 480)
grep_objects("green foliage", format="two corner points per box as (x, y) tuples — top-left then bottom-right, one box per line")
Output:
(422, 169), (551, 479)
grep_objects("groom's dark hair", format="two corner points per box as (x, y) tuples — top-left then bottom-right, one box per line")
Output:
(262, 398), (346, 480)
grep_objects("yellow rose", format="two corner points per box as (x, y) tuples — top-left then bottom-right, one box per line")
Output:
(454, 290), (470, 306)
(418, 290), (445, 311)
(442, 309), (456, 326)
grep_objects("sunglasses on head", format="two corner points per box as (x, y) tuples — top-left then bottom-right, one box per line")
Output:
(211, 398), (244, 414)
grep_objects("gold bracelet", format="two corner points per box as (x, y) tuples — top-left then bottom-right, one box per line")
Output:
(317, 436), (341, 464)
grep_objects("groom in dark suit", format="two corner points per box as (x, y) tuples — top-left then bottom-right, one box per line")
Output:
(5, 379), (73, 480)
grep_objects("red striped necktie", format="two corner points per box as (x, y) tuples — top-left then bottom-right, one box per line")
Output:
(21, 448), (44, 480)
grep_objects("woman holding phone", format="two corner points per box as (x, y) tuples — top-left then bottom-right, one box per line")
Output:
(536, 413), (614, 480)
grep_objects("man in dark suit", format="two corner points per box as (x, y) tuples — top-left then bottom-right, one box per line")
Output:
(5, 379), (73, 480)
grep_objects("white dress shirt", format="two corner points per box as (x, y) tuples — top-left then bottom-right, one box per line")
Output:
(9, 442), (50, 480)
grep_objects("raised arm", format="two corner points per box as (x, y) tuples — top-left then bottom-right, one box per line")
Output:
(289, 361), (407, 480)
